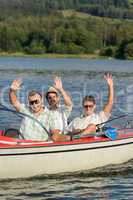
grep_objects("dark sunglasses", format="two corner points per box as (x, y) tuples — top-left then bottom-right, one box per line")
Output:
(84, 104), (94, 109)
(29, 99), (40, 105)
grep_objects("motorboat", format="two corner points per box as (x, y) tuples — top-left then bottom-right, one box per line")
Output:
(0, 127), (133, 179)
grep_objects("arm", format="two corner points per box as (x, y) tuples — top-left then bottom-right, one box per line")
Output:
(70, 124), (96, 135)
(103, 73), (114, 115)
(9, 79), (22, 112)
(53, 76), (73, 108)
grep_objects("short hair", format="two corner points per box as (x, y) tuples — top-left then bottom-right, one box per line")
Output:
(82, 95), (96, 105)
(45, 91), (58, 101)
(28, 90), (42, 98)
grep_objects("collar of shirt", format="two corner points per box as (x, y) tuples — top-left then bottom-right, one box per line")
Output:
(29, 106), (49, 117)
(81, 113), (95, 119)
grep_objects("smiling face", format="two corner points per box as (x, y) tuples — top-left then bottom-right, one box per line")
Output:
(82, 96), (96, 116)
(28, 93), (43, 113)
(83, 100), (96, 116)
(46, 92), (60, 108)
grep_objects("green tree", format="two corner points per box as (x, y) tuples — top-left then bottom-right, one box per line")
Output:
(124, 40), (133, 59)
(25, 40), (46, 54)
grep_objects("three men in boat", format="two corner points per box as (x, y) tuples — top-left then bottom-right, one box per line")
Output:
(9, 73), (113, 141)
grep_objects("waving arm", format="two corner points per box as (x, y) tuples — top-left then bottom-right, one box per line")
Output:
(9, 78), (22, 112)
(103, 73), (114, 115)
(53, 76), (73, 108)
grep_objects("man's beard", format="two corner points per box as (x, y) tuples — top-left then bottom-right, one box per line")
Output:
(49, 100), (58, 109)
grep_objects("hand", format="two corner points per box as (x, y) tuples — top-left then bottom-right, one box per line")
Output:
(53, 76), (63, 91)
(104, 73), (113, 87)
(10, 78), (22, 91)
(86, 124), (96, 133)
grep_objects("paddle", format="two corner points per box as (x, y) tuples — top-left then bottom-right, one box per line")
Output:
(0, 103), (51, 140)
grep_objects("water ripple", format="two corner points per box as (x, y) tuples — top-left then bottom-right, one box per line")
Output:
(1, 68), (133, 78)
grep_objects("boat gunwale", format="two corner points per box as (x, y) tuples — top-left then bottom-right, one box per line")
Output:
(0, 139), (133, 156)
(0, 131), (133, 151)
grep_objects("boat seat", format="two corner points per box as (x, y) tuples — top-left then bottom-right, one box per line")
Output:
(3, 128), (23, 139)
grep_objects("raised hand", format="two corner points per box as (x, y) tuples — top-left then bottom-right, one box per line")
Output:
(53, 76), (63, 91)
(10, 78), (23, 91)
(104, 73), (113, 87)
(53, 75), (72, 107)
(103, 73), (114, 115)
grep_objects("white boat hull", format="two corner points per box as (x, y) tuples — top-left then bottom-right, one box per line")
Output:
(0, 135), (133, 179)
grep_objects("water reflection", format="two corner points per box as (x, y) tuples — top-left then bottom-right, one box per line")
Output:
(0, 168), (133, 199)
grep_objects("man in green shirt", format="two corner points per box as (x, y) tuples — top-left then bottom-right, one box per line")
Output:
(9, 79), (50, 141)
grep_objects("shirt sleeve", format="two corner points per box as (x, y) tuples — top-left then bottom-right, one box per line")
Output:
(67, 119), (75, 132)
(19, 103), (30, 115)
(98, 111), (111, 123)
(61, 105), (72, 119)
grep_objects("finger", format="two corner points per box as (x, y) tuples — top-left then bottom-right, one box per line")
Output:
(56, 76), (61, 82)
(104, 74), (107, 80)
(53, 74), (60, 80)
(12, 79), (22, 88)
(14, 78), (22, 84)
(104, 73), (112, 80)
(109, 74), (112, 79)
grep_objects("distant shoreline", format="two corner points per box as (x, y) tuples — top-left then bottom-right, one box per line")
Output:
(0, 52), (107, 59)
(0, 52), (132, 60)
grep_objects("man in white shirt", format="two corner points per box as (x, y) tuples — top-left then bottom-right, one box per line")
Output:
(9, 79), (50, 141)
(46, 76), (73, 142)
(68, 73), (113, 135)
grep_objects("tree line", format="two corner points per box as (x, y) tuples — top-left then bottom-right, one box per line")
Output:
(0, 0), (132, 19)
(78, 3), (133, 19)
(0, 13), (133, 59)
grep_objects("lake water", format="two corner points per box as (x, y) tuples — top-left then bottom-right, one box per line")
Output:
(0, 57), (133, 199)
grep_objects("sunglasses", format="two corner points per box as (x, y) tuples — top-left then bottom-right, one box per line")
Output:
(29, 99), (40, 105)
(84, 104), (94, 109)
